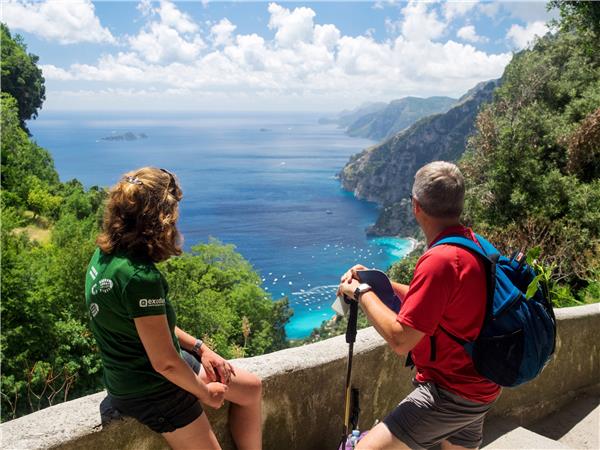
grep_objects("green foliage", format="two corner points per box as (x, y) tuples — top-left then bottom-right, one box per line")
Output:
(160, 239), (292, 358)
(388, 253), (420, 285)
(26, 176), (62, 219)
(299, 310), (371, 345)
(461, 28), (600, 297)
(0, 24), (45, 130)
(1, 93), (59, 207)
(548, 0), (600, 54)
(525, 247), (589, 308)
(1, 216), (102, 421)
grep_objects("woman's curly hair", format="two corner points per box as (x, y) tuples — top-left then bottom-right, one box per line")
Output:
(97, 167), (183, 262)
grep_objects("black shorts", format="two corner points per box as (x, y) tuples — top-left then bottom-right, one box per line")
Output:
(109, 350), (203, 434)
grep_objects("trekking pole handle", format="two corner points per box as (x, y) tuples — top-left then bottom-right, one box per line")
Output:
(345, 295), (358, 344)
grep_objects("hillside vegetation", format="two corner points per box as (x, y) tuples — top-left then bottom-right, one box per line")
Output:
(0, 25), (291, 421)
(460, 22), (600, 304)
(346, 96), (457, 140)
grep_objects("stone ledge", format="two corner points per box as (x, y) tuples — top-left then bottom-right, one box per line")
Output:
(1, 304), (598, 450)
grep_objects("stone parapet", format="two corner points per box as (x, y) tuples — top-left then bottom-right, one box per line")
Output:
(1, 303), (598, 450)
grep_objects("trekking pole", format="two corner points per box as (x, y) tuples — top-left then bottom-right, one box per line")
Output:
(339, 295), (359, 449)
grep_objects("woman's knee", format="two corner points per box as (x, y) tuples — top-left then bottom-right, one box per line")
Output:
(247, 373), (262, 399)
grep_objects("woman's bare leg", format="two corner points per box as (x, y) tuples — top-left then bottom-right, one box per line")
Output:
(199, 366), (262, 450)
(162, 412), (221, 450)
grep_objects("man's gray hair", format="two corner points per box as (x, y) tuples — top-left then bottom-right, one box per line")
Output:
(412, 161), (465, 218)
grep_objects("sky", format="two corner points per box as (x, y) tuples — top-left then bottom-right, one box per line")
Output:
(2, 0), (557, 112)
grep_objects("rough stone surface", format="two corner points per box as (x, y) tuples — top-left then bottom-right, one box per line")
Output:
(1, 304), (598, 450)
(482, 426), (571, 449)
(528, 387), (600, 450)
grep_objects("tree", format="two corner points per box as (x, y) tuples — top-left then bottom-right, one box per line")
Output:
(548, 1), (600, 38)
(1, 24), (45, 131)
(160, 239), (292, 358)
(1, 93), (58, 207)
(460, 29), (600, 291)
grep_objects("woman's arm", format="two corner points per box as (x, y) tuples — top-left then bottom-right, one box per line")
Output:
(135, 315), (227, 408)
(175, 326), (199, 353)
(175, 326), (236, 384)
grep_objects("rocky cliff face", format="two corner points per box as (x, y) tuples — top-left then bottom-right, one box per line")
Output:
(340, 79), (499, 236)
(346, 96), (456, 141)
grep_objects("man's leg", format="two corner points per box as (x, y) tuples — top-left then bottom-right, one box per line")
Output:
(356, 422), (412, 450)
(441, 413), (487, 450)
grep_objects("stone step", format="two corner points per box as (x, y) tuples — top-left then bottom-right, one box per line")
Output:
(482, 426), (571, 449)
(528, 394), (600, 450)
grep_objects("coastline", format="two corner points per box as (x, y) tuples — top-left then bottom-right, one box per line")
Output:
(403, 236), (420, 255)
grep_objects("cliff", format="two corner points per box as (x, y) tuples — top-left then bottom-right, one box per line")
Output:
(346, 96), (456, 140)
(318, 102), (386, 127)
(339, 79), (499, 236)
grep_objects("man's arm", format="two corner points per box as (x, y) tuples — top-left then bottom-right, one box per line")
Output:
(360, 290), (425, 355)
(390, 281), (409, 300)
(339, 280), (424, 355)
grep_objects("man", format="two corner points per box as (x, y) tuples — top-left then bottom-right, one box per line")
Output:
(338, 161), (500, 450)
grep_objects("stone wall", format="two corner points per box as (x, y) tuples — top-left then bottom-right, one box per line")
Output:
(1, 303), (598, 450)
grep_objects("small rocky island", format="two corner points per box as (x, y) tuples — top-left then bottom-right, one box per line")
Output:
(100, 132), (148, 141)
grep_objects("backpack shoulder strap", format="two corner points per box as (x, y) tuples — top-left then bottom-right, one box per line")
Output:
(432, 235), (490, 261)
(431, 234), (497, 331)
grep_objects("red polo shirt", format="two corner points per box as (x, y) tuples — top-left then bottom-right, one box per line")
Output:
(396, 226), (501, 404)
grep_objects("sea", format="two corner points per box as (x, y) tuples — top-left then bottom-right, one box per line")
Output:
(28, 111), (413, 339)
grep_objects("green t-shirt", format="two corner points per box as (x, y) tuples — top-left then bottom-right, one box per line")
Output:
(85, 248), (181, 398)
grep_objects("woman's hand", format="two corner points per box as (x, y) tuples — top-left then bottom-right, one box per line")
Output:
(201, 347), (236, 385)
(200, 381), (228, 409)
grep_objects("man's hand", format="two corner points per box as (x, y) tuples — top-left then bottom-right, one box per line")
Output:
(340, 264), (368, 285)
(201, 347), (236, 385)
(338, 278), (360, 300)
(200, 381), (228, 409)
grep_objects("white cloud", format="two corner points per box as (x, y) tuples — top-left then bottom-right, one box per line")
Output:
(43, 2), (512, 111)
(128, 1), (205, 63)
(313, 24), (341, 51)
(268, 3), (316, 47)
(211, 18), (237, 47)
(504, 2), (557, 23)
(156, 0), (198, 34)
(2, 0), (115, 44)
(129, 23), (205, 63)
(40, 64), (74, 81)
(506, 21), (549, 49)
(457, 25), (488, 43)
(478, 2), (501, 18)
(137, 0), (154, 17)
(443, 1), (478, 21)
(400, 1), (446, 41)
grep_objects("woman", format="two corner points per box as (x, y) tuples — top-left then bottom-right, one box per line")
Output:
(85, 167), (262, 450)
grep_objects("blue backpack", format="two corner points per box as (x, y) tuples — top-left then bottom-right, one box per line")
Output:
(431, 234), (556, 387)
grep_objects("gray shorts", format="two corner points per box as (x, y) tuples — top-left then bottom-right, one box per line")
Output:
(383, 382), (496, 449)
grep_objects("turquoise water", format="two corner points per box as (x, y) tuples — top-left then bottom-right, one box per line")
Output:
(29, 111), (412, 338)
